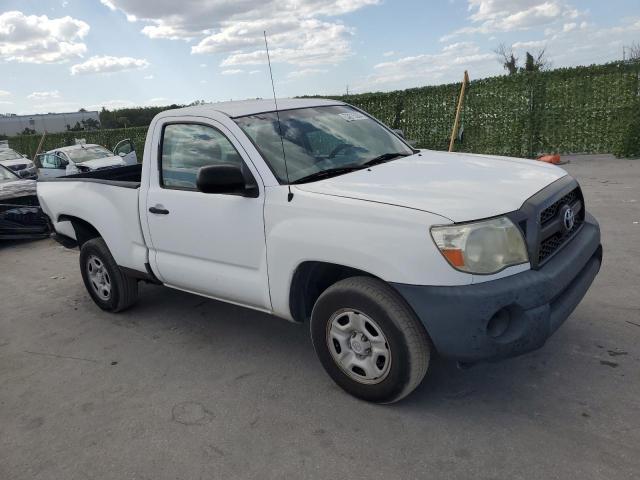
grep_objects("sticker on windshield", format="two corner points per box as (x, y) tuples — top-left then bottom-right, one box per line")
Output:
(339, 112), (367, 122)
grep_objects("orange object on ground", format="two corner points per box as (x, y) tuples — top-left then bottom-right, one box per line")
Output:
(537, 154), (561, 164)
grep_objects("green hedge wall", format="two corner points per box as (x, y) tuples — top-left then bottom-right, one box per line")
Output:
(334, 62), (640, 158)
(9, 62), (640, 160)
(8, 126), (149, 161)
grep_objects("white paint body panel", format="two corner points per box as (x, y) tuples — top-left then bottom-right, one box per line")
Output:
(36, 100), (565, 321)
(296, 150), (566, 222)
(37, 180), (148, 271)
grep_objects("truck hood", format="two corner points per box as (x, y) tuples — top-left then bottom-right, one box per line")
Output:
(294, 150), (567, 222)
(77, 156), (125, 170)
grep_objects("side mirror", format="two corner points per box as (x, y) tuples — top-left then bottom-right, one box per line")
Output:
(196, 164), (258, 197)
(118, 152), (127, 157)
(393, 129), (405, 139)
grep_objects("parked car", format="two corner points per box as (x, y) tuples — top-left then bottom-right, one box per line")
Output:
(0, 164), (49, 240)
(37, 99), (602, 403)
(0, 148), (38, 179)
(36, 139), (137, 179)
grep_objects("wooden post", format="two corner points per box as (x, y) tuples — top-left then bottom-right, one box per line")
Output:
(449, 70), (469, 152)
(33, 131), (47, 161)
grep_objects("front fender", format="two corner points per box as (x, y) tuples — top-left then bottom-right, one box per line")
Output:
(264, 187), (472, 320)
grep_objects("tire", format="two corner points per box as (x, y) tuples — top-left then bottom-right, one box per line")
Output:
(79, 237), (138, 312)
(310, 276), (431, 404)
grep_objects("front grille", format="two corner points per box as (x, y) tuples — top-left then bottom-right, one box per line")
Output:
(536, 186), (585, 264)
(538, 216), (584, 263)
(540, 189), (578, 225)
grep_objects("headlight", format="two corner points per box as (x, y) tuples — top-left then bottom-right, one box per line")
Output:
(430, 217), (528, 274)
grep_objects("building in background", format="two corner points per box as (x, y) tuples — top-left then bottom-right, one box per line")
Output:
(0, 111), (100, 136)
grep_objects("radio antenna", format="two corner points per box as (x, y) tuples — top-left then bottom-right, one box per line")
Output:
(264, 31), (293, 202)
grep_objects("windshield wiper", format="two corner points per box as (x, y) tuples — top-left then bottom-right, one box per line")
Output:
(291, 166), (363, 184)
(361, 152), (412, 168)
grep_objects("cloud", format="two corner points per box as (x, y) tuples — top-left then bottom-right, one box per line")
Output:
(359, 41), (497, 90)
(70, 55), (150, 75)
(511, 40), (547, 49)
(382, 51), (396, 57)
(27, 90), (61, 100)
(144, 74), (154, 80)
(85, 99), (136, 110)
(221, 69), (244, 75)
(0, 10), (89, 63)
(0, 90), (10, 97)
(98, 0), (378, 67)
(441, 1), (583, 40)
(287, 68), (327, 79)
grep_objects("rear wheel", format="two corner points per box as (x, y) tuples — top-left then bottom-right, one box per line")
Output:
(310, 276), (431, 403)
(79, 238), (138, 312)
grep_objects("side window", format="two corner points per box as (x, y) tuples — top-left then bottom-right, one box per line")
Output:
(161, 124), (243, 190)
(40, 154), (57, 169)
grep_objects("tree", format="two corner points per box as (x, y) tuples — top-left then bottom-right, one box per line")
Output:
(78, 108), (87, 112)
(626, 42), (640, 62)
(82, 118), (100, 130)
(19, 127), (36, 135)
(495, 43), (550, 74)
(495, 43), (518, 75)
(67, 121), (84, 132)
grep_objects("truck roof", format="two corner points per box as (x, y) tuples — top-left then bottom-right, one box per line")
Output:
(166, 98), (346, 119)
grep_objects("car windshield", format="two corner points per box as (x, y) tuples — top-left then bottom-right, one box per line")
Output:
(0, 149), (23, 161)
(64, 146), (114, 163)
(234, 105), (414, 184)
(0, 165), (18, 182)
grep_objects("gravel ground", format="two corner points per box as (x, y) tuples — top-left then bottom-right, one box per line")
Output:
(1, 154), (639, 480)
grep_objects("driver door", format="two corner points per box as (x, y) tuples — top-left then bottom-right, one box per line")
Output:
(36, 153), (67, 178)
(144, 120), (270, 311)
(113, 139), (137, 165)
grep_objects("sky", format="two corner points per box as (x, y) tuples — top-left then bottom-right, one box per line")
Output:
(0, 0), (639, 115)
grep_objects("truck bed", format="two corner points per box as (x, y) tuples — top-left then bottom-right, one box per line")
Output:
(37, 163), (148, 272)
(39, 164), (142, 188)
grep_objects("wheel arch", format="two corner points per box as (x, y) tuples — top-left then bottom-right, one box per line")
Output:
(288, 261), (380, 323)
(58, 214), (102, 247)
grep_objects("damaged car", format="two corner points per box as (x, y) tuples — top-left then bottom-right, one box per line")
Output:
(0, 164), (49, 240)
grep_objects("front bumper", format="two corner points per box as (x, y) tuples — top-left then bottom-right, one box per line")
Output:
(392, 213), (602, 362)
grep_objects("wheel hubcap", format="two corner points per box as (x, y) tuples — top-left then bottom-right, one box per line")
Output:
(326, 309), (391, 384)
(86, 255), (111, 301)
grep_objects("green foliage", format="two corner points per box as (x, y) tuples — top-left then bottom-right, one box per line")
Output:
(8, 126), (149, 160)
(99, 105), (180, 129)
(7, 62), (640, 161)
(335, 62), (640, 158)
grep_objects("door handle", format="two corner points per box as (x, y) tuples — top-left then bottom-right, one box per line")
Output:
(149, 206), (170, 215)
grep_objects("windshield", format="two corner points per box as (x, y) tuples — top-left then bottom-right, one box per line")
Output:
(234, 105), (414, 183)
(0, 149), (23, 161)
(65, 146), (114, 164)
(0, 165), (18, 182)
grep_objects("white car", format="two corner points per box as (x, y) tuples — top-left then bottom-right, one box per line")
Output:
(36, 140), (137, 179)
(0, 148), (38, 179)
(37, 99), (602, 403)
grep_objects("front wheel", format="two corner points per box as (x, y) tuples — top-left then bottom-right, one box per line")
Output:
(79, 237), (138, 312)
(310, 277), (431, 403)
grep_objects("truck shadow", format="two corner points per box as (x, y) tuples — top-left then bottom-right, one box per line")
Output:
(109, 281), (588, 415)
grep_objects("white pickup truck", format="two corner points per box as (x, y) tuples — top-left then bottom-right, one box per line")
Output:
(38, 99), (602, 403)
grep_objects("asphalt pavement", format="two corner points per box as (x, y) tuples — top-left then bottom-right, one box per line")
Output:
(1, 154), (639, 480)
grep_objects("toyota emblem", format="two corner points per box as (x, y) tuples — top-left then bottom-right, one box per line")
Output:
(563, 206), (575, 232)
